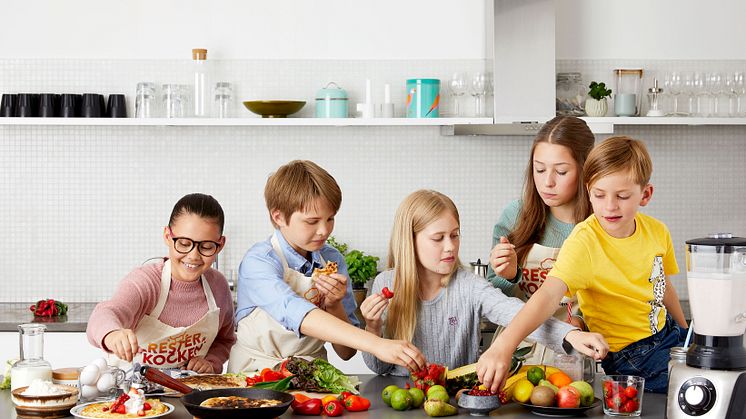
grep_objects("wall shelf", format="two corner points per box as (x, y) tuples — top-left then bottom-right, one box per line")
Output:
(0, 117), (493, 127)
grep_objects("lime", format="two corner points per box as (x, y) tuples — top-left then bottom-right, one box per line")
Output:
(513, 378), (535, 403)
(408, 388), (426, 408)
(527, 366), (545, 386)
(390, 388), (413, 411)
(382, 384), (400, 406)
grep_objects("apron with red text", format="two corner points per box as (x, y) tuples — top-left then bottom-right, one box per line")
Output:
(493, 243), (578, 364)
(227, 233), (328, 373)
(108, 259), (219, 370)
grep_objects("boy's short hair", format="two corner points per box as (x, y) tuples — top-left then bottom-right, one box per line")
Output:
(264, 160), (342, 227)
(584, 136), (652, 188)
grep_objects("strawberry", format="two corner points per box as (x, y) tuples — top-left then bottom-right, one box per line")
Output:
(143, 402), (152, 411)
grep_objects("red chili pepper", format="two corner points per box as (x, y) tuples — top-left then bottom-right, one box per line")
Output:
(280, 358), (293, 377)
(292, 398), (322, 415)
(344, 395), (371, 412)
(381, 287), (394, 299)
(325, 399), (344, 416)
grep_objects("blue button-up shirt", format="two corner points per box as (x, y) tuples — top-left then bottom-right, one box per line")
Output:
(235, 231), (360, 336)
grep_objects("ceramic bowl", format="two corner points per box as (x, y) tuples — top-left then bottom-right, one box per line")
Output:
(242, 100), (306, 118)
(12, 384), (79, 419)
(457, 393), (501, 416)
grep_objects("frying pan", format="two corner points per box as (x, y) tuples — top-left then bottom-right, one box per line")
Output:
(140, 366), (293, 419)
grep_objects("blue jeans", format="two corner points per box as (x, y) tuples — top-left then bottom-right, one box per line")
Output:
(601, 315), (687, 393)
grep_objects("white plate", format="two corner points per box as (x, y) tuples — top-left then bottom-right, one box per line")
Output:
(70, 400), (174, 418)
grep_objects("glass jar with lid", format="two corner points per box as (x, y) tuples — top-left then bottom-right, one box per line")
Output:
(556, 72), (586, 116)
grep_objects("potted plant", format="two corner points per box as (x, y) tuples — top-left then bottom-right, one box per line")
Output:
(585, 81), (612, 117)
(327, 237), (380, 327)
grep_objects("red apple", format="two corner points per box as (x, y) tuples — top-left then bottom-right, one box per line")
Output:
(556, 386), (581, 408)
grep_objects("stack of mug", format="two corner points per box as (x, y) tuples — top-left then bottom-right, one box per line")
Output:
(0, 93), (127, 117)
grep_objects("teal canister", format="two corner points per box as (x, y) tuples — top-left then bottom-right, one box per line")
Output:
(406, 78), (440, 118)
(315, 82), (348, 118)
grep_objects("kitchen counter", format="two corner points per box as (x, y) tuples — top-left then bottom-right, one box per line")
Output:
(0, 374), (669, 418)
(0, 303), (96, 332)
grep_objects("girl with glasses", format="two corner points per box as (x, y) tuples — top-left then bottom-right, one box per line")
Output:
(86, 193), (236, 373)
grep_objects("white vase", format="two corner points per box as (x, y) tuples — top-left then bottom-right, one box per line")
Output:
(584, 97), (608, 117)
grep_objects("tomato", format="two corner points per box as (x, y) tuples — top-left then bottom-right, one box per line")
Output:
(621, 399), (639, 413)
(624, 386), (638, 399)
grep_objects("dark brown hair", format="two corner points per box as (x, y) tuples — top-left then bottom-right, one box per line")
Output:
(264, 160), (342, 227)
(510, 116), (595, 266)
(169, 193), (225, 233)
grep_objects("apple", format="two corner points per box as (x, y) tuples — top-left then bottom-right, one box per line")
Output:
(569, 381), (595, 407)
(556, 386), (581, 408)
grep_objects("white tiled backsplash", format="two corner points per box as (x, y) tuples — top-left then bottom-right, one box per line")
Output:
(1, 59), (745, 302)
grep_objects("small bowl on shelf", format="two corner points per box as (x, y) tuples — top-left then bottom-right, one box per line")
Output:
(242, 100), (306, 118)
(457, 393), (501, 416)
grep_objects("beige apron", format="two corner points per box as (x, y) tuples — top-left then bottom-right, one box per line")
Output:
(492, 243), (578, 364)
(108, 260), (220, 371)
(227, 233), (327, 373)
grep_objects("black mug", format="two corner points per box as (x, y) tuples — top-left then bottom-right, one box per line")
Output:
(59, 94), (78, 117)
(106, 94), (127, 118)
(38, 93), (58, 117)
(0, 94), (17, 117)
(81, 93), (102, 117)
(16, 93), (37, 117)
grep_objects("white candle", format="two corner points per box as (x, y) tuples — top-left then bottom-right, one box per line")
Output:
(384, 83), (391, 104)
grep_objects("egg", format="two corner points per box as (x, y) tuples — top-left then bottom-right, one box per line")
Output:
(91, 357), (108, 371)
(96, 372), (115, 393)
(81, 384), (99, 399)
(79, 364), (100, 386)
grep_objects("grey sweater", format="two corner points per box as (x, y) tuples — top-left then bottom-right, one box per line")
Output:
(362, 268), (577, 376)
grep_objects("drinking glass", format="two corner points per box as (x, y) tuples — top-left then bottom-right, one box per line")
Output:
(471, 72), (487, 117)
(693, 72), (712, 117)
(163, 84), (185, 118)
(135, 82), (157, 118)
(449, 72), (467, 117)
(734, 72), (746, 117)
(663, 72), (683, 116)
(213, 82), (233, 118)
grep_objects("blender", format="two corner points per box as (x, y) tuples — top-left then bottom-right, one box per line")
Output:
(667, 234), (746, 418)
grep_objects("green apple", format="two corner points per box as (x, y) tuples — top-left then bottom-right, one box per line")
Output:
(569, 381), (595, 407)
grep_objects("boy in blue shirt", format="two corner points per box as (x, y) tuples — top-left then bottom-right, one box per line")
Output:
(228, 160), (426, 373)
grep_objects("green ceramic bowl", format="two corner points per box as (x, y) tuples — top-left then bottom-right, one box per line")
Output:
(242, 100), (306, 118)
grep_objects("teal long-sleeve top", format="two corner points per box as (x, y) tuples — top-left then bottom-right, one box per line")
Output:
(487, 199), (576, 294)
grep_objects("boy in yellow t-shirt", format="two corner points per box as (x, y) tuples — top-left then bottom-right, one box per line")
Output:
(480, 136), (687, 394)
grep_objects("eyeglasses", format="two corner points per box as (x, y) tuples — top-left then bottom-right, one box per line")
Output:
(167, 227), (222, 257)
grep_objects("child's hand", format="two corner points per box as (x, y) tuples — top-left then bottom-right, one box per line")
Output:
(186, 356), (214, 374)
(103, 329), (140, 362)
(360, 293), (389, 335)
(475, 342), (513, 394)
(564, 330), (609, 360)
(490, 236), (517, 279)
(315, 273), (348, 308)
(373, 339), (427, 372)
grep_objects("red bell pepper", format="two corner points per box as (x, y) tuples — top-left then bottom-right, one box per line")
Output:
(292, 398), (322, 415)
(324, 399), (344, 417)
(338, 391), (353, 401)
(344, 395), (371, 412)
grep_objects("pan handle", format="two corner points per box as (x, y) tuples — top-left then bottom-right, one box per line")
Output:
(139, 365), (194, 394)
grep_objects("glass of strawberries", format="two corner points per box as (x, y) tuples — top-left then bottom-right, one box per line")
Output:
(602, 375), (644, 416)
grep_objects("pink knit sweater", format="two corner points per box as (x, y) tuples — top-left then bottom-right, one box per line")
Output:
(86, 260), (236, 373)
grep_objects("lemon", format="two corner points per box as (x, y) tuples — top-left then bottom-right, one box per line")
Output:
(513, 378), (535, 403)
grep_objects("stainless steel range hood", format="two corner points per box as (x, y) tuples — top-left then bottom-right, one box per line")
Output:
(446, 0), (556, 136)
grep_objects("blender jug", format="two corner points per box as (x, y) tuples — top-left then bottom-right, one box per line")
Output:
(686, 233), (746, 337)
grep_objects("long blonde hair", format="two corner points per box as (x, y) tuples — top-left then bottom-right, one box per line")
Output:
(385, 190), (462, 342)
(510, 116), (595, 266)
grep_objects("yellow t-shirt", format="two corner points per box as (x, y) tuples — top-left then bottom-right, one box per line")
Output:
(549, 212), (679, 352)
